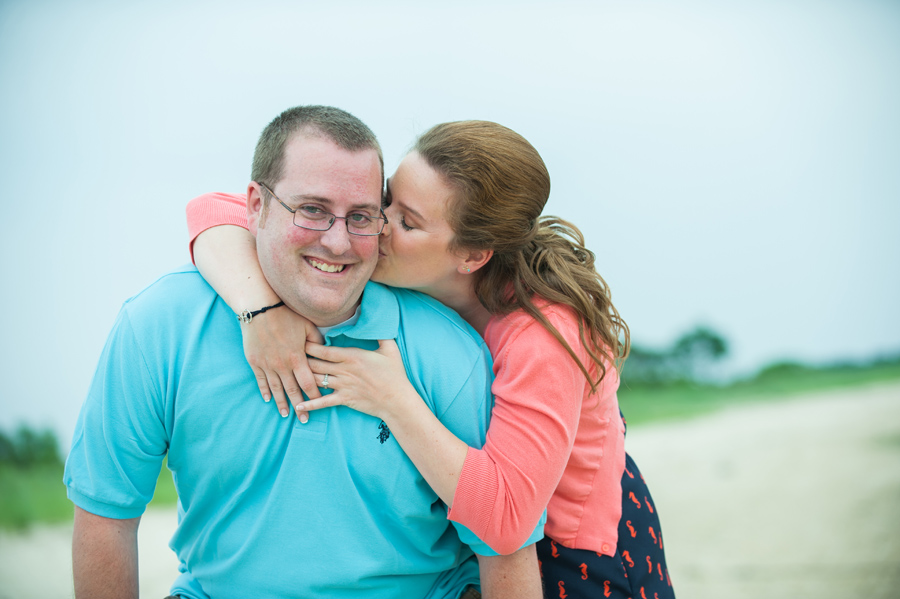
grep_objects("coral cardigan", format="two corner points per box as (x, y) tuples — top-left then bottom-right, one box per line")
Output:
(452, 305), (625, 554)
(186, 192), (626, 555)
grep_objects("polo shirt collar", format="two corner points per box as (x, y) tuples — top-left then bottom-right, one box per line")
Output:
(320, 282), (399, 342)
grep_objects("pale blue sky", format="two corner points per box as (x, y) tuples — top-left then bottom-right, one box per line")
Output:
(1, 0), (898, 446)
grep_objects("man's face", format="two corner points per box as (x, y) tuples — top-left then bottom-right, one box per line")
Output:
(248, 133), (383, 327)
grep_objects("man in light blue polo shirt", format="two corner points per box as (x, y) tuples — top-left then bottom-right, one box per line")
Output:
(65, 106), (541, 598)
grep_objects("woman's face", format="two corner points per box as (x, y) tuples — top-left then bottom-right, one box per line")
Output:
(371, 152), (466, 300)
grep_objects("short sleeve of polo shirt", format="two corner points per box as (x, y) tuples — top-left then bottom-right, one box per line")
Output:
(64, 304), (169, 519)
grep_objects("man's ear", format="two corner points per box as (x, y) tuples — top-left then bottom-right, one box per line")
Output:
(247, 182), (267, 235)
(457, 248), (493, 275)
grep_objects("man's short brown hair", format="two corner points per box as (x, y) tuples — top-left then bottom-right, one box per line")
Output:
(251, 105), (384, 188)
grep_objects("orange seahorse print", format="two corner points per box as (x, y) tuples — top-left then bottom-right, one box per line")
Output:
(658, 562), (664, 581)
(558, 581), (567, 599)
(646, 556), (653, 573)
(649, 526), (657, 544)
(622, 550), (634, 568)
(551, 540), (560, 558)
(603, 580), (612, 597)
(580, 563), (588, 580)
(626, 520), (636, 537)
(629, 492), (642, 508)
(640, 587), (647, 599)
(625, 466), (634, 479)
(538, 559), (543, 578)
(645, 496), (654, 513)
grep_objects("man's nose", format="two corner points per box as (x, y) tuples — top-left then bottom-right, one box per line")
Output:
(320, 220), (352, 255)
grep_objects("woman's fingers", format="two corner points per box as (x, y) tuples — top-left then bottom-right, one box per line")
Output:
(286, 372), (341, 422)
(239, 305), (324, 419)
(304, 341), (332, 361)
(250, 362), (294, 418)
(305, 341), (367, 364)
(295, 391), (341, 416)
(253, 354), (322, 419)
(297, 339), (408, 423)
(376, 338), (401, 357)
(264, 370), (292, 418)
(307, 357), (339, 377)
(294, 362), (321, 401)
(251, 366), (273, 403)
(255, 360), (321, 422)
(278, 369), (305, 416)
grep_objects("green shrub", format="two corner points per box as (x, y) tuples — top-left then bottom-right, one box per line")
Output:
(0, 425), (178, 530)
(0, 426), (63, 468)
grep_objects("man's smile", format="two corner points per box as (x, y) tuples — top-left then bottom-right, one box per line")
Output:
(307, 257), (347, 273)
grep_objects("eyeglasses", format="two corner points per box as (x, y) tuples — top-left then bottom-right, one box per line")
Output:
(259, 182), (388, 236)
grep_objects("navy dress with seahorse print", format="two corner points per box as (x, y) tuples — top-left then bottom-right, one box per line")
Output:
(536, 411), (675, 599)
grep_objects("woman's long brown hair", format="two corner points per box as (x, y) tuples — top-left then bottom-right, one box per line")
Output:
(415, 121), (630, 391)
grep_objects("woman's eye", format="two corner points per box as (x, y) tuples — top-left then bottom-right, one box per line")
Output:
(400, 216), (414, 231)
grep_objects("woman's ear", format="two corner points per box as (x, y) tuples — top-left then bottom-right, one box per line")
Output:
(458, 248), (493, 274)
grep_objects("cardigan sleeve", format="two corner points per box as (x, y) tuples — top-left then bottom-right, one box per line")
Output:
(185, 192), (249, 262)
(448, 307), (588, 554)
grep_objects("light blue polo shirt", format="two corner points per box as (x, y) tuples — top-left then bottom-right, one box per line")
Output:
(65, 265), (541, 599)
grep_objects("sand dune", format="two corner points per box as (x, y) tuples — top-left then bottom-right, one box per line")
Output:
(1, 381), (897, 598)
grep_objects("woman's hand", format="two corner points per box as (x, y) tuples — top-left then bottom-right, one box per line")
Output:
(304, 338), (469, 505)
(242, 306), (324, 420)
(191, 223), (321, 419)
(300, 339), (415, 421)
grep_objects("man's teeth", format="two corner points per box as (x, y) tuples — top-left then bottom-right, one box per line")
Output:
(309, 259), (345, 273)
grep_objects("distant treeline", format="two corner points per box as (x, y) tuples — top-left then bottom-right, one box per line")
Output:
(621, 326), (900, 388)
(621, 326), (729, 387)
(0, 426), (63, 468)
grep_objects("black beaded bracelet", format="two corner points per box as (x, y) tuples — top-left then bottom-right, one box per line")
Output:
(237, 301), (285, 324)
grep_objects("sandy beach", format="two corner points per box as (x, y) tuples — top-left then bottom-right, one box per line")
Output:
(1, 380), (898, 598)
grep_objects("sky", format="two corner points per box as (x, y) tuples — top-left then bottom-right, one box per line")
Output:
(1, 0), (898, 447)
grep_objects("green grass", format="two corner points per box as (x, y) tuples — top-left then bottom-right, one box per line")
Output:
(0, 459), (178, 532)
(150, 461), (178, 507)
(0, 463), (73, 530)
(620, 359), (900, 426)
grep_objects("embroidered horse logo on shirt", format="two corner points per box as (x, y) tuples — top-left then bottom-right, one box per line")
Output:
(377, 420), (391, 444)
